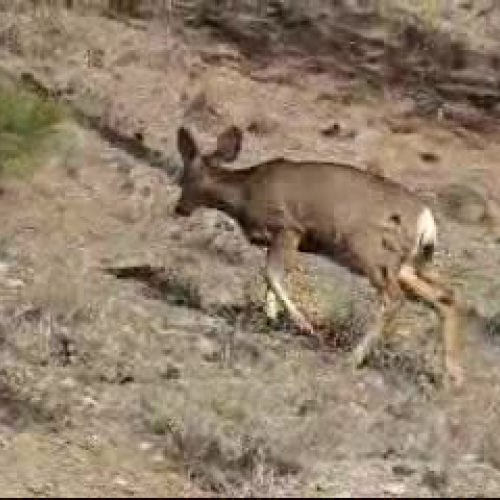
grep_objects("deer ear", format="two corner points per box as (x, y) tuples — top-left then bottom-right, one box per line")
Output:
(177, 126), (198, 165)
(215, 126), (243, 163)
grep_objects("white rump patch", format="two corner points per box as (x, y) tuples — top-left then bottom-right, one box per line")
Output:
(415, 207), (437, 254)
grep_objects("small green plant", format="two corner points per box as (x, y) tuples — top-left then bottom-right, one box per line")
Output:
(419, 0), (442, 30)
(0, 84), (68, 178)
(159, 271), (203, 310)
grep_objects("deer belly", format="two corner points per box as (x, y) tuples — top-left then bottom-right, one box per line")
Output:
(241, 222), (272, 246)
(247, 229), (272, 246)
(298, 232), (365, 276)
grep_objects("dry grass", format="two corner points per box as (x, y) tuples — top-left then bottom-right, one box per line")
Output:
(143, 394), (302, 496)
(0, 1), (499, 497)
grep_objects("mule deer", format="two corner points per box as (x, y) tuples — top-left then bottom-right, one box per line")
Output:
(174, 125), (467, 388)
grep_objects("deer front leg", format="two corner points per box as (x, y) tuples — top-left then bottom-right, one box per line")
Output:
(353, 288), (403, 368)
(265, 230), (316, 338)
(245, 227), (285, 323)
(264, 241), (302, 323)
(398, 264), (463, 389)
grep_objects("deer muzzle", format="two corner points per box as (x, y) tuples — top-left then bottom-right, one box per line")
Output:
(173, 194), (196, 217)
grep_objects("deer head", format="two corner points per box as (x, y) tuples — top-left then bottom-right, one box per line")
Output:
(174, 125), (243, 217)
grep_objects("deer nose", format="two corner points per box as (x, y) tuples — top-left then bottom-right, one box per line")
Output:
(174, 201), (190, 217)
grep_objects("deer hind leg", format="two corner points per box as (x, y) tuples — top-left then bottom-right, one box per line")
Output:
(397, 263), (463, 389)
(412, 245), (455, 294)
(265, 230), (319, 342)
(353, 277), (404, 368)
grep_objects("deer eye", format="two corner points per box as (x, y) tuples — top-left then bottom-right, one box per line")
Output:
(389, 213), (401, 225)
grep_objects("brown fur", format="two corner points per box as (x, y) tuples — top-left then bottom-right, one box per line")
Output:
(174, 125), (466, 388)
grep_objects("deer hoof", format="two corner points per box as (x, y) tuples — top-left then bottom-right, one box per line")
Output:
(300, 322), (316, 338)
(294, 316), (315, 336)
(290, 313), (324, 348)
(264, 290), (280, 322)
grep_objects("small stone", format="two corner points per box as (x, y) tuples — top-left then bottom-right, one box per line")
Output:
(392, 464), (415, 477)
(60, 377), (77, 389)
(297, 399), (318, 417)
(321, 122), (341, 137)
(114, 476), (129, 488)
(160, 364), (181, 381)
(419, 151), (440, 163)
(139, 442), (153, 452)
(116, 161), (133, 175)
(421, 467), (448, 491)
(5, 278), (24, 288)
(81, 396), (99, 408)
(80, 434), (102, 451)
(197, 337), (219, 362)
(383, 482), (406, 496)
(151, 452), (165, 463)
(26, 482), (52, 495)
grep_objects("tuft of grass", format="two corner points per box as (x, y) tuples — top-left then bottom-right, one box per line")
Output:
(0, 85), (68, 178)
(325, 295), (366, 351)
(147, 269), (203, 310)
(483, 312), (500, 340)
(410, 0), (443, 31)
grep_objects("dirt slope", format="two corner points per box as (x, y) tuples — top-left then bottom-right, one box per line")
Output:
(0, 3), (500, 497)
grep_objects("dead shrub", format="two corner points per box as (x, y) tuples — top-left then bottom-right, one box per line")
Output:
(143, 397), (302, 496)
